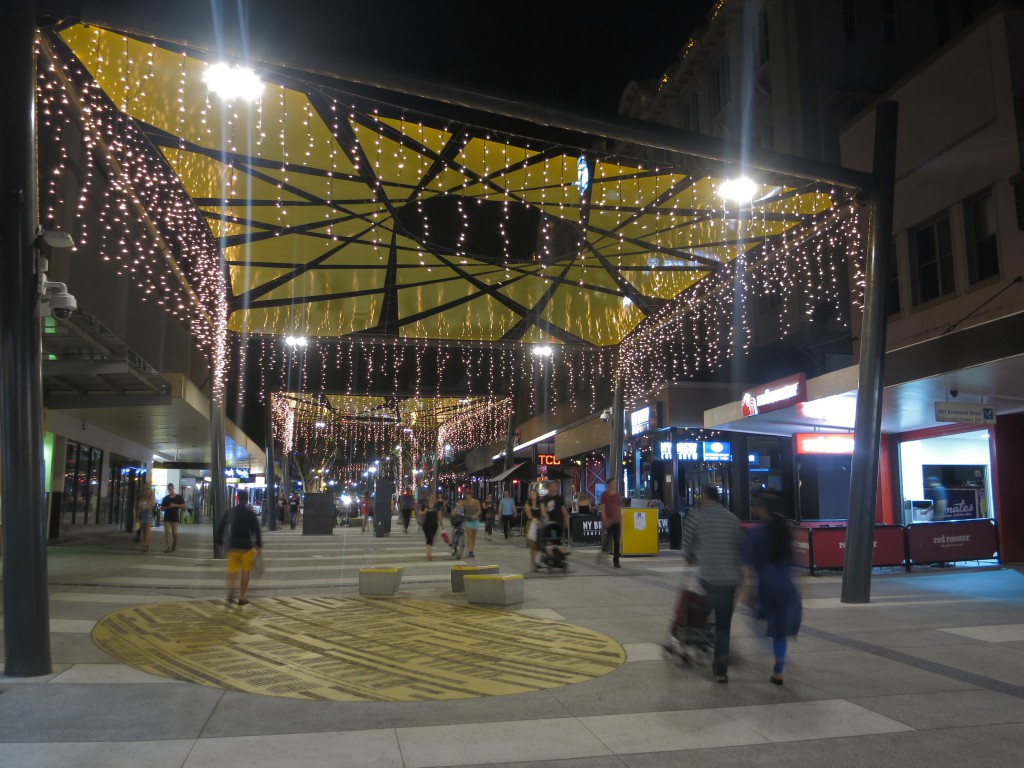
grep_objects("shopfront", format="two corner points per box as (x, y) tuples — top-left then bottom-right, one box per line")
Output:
(625, 426), (793, 521)
(897, 426), (993, 524)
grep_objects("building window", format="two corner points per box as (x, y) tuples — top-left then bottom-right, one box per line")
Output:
(965, 189), (999, 284)
(935, 0), (951, 45)
(886, 238), (901, 316)
(882, 0), (898, 42)
(710, 56), (730, 115)
(910, 213), (955, 305)
(843, 0), (857, 40)
(758, 9), (771, 66)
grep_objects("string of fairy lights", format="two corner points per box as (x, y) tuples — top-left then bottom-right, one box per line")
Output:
(36, 36), (229, 397)
(618, 196), (864, 405)
(38, 23), (869, 488)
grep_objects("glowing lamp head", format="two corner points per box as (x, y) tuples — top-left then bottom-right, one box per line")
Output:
(718, 176), (757, 203)
(203, 63), (264, 102)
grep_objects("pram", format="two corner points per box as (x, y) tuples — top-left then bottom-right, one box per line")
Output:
(662, 572), (714, 666)
(534, 521), (569, 572)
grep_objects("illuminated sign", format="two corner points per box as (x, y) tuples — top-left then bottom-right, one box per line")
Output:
(537, 453), (561, 466)
(676, 441), (699, 461)
(741, 373), (807, 416)
(576, 155), (590, 195)
(630, 406), (651, 435)
(702, 441), (732, 461)
(658, 442), (673, 460)
(795, 433), (855, 454)
(224, 467), (251, 480)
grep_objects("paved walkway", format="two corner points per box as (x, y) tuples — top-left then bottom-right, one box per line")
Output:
(2, 521), (1023, 767)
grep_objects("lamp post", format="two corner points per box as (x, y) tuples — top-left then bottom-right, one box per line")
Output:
(282, 335), (306, 498)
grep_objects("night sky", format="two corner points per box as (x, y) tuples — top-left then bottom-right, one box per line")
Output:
(78, 0), (717, 113)
(310, 1), (719, 112)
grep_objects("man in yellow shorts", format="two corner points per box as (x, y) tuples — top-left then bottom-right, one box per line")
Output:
(215, 489), (263, 606)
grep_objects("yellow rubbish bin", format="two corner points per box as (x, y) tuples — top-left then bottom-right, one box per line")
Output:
(621, 507), (659, 556)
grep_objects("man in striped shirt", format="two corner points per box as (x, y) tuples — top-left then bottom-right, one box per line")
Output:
(681, 486), (744, 683)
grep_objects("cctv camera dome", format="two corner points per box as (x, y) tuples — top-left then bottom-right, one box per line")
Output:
(47, 289), (77, 319)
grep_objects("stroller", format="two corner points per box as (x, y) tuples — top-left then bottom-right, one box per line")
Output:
(662, 571), (714, 666)
(534, 521), (570, 572)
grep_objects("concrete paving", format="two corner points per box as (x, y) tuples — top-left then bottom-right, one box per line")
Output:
(1, 519), (1022, 767)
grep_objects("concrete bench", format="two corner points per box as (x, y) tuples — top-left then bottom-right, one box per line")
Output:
(451, 564), (499, 593)
(358, 566), (403, 596)
(463, 574), (524, 606)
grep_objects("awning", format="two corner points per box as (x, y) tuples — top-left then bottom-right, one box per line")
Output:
(491, 462), (531, 483)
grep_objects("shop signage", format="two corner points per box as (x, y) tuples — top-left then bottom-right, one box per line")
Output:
(537, 453), (561, 466)
(934, 402), (996, 424)
(677, 441), (699, 461)
(658, 442), (673, 460)
(907, 519), (997, 563)
(630, 406), (650, 436)
(802, 525), (906, 570)
(702, 441), (732, 461)
(741, 373), (807, 416)
(795, 433), (855, 454)
(945, 488), (980, 519)
(570, 514), (602, 544)
(225, 467), (251, 480)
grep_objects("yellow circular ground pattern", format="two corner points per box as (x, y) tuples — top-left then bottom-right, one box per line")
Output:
(92, 597), (625, 701)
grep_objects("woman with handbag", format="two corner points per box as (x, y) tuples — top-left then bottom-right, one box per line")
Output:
(135, 485), (156, 552)
(422, 493), (445, 560)
(523, 488), (544, 570)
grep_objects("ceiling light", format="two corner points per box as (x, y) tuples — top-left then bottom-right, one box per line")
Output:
(532, 345), (553, 357)
(203, 62), (264, 102)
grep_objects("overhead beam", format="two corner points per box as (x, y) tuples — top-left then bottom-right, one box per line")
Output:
(44, 394), (173, 409)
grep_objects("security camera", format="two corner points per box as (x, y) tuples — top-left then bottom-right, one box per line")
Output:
(40, 280), (78, 319)
(600, 408), (612, 423)
(38, 229), (75, 249)
(949, 389), (959, 399)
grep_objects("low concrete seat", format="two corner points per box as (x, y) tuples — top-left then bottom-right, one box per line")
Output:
(463, 573), (524, 606)
(451, 564), (499, 593)
(359, 566), (403, 596)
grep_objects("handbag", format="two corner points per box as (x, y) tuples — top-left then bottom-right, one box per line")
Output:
(441, 530), (451, 545)
(133, 520), (141, 533)
(253, 551), (266, 576)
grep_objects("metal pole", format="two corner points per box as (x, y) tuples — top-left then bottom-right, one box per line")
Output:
(264, 397), (277, 531)
(1, 0), (53, 677)
(608, 372), (624, 487)
(841, 101), (899, 604)
(210, 387), (227, 558)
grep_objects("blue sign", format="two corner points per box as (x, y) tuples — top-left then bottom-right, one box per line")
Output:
(702, 441), (732, 461)
(576, 156), (590, 195)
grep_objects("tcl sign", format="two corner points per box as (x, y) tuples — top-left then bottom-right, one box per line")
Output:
(538, 454), (561, 466)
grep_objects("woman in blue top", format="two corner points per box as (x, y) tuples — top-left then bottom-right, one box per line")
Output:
(744, 493), (802, 685)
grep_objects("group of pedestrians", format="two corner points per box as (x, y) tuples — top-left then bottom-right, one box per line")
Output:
(682, 486), (802, 685)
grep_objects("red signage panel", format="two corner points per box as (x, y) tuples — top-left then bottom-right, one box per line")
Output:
(907, 519), (998, 563)
(795, 433), (855, 455)
(800, 525), (905, 571)
(741, 373), (807, 416)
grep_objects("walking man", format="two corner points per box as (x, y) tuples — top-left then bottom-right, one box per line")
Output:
(160, 483), (186, 553)
(682, 486), (744, 683)
(216, 489), (263, 606)
(545, 481), (569, 541)
(599, 477), (623, 568)
(498, 489), (516, 539)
